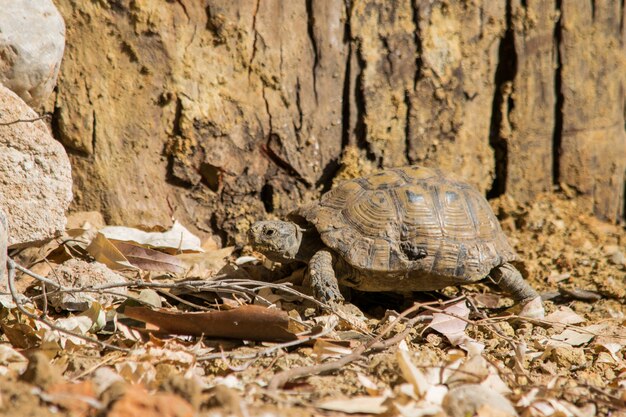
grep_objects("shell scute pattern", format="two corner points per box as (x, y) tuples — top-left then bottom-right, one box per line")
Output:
(295, 166), (516, 281)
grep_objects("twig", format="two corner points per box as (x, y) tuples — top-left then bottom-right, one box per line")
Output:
(6, 259), (129, 352)
(268, 302), (429, 390)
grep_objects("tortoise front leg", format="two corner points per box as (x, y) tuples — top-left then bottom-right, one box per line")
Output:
(490, 262), (544, 317)
(308, 249), (344, 304)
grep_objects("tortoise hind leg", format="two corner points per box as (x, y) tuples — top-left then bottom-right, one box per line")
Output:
(490, 262), (544, 317)
(308, 249), (344, 304)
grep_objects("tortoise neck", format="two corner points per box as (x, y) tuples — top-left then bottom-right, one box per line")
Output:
(294, 228), (326, 262)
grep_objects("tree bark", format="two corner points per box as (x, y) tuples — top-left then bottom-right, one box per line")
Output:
(49, 0), (626, 243)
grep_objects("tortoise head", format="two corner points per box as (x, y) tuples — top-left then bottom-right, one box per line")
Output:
(248, 220), (302, 263)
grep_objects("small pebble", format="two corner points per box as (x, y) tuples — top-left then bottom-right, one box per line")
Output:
(442, 384), (518, 417)
(609, 250), (625, 266)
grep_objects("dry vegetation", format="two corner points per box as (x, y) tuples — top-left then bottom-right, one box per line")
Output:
(0, 192), (624, 417)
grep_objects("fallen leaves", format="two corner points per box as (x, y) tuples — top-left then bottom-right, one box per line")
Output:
(124, 304), (298, 342)
(100, 221), (203, 254)
(107, 385), (195, 417)
(2, 199), (626, 417)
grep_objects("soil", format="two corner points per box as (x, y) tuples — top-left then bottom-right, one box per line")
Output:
(1, 191), (625, 416)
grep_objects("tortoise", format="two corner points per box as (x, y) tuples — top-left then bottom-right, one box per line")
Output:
(249, 166), (542, 314)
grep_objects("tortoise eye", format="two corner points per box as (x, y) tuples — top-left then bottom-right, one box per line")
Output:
(265, 229), (275, 236)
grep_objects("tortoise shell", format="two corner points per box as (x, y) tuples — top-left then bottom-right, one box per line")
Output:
(293, 166), (516, 281)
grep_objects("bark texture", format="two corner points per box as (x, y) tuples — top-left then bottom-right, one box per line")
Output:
(49, 0), (626, 243)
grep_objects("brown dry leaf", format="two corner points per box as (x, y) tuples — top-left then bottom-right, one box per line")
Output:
(100, 221), (203, 254)
(357, 373), (382, 396)
(108, 385), (194, 417)
(112, 241), (186, 274)
(517, 296), (545, 318)
(551, 323), (608, 346)
(124, 304), (298, 342)
(427, 301), (484, 352)
(428, 301), (469, 342)
(1, 322), (41, 349)
(46, 380), (98, 417)
(317, 396), (388, 414)
(312, 339), (353, 360)
(445, 355), (490, 387)
(115, 361), (157, 386)
(544, 307), (585, 327)
(397, 340), (431, 397)
(86, 233), (137, 271)
(176, 246), (234, 279)
(473, 293), (503, 309)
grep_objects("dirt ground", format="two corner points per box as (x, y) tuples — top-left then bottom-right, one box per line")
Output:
(0, 191), (625, 417)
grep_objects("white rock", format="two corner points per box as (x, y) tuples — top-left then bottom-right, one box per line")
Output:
(442, 384), (518, 417)
(0, 0), (65, 107)
(0, 84), (73, 246)
(46, 259), (128, 311)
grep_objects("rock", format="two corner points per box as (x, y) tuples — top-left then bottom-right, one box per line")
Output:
(46, 259), (127, 311)
(0, 0), (65, 107)
(550, 345), (587, 368)
(0, 84), (73, 246)
(609, 250), (625, 266)
(442, 384), (518, 417)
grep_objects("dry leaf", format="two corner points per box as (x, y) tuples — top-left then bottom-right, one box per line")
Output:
(544, 307), (585, 327)
(312, 339), (353, 360)
(428, 301), (469, 341)
(357, 373), (381, 396)
(397, 340), (431, 397)
(177, 247), (234, 279)
(100, 221), (203, 253)
(108, 385), (194, 417)
(551, 323), (607, 346)
(112, 241), (186, 274)
(317, 396), (388, 414)
(46, 380), (98, 417)
(124, 305), (298, 342)
(518, 296), (545, 318)
(551, 329), (594, 346)
(428, 301), (483, 352)
(86, 233), (137, 271)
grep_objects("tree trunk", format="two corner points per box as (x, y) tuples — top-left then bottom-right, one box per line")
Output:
(50, 0), (626, 244)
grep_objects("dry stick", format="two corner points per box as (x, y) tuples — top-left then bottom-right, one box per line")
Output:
(268, 302), (430, 390)
(14, 260), (324, 309)
(6, 259), (129, 352)
(156, 289), (212, 311)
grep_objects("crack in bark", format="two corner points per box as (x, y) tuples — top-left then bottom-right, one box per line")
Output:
(172, 95), (184, 137)
(380, 35), (394, 85)
(261, 86), (309, 186)
(410, 0), (423, 89)
(305, 0), (319, 103)
(404, 89), (413, 164)
(91, 110), (97, 158)
(261, 86), (273, 135)
(619, 0), (626, 35)
(487, 0), (517, 198)
(354, 42), (377, 163)
(248, 0), (261, 81)
(175, 0), (190, 22)
(294, 78), (303, 133)
(553, 0), (564, 185)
